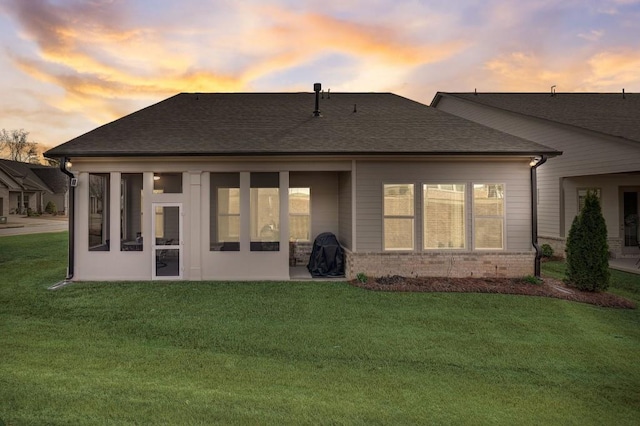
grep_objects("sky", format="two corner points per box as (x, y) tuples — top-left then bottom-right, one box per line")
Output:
(1, 0), (639, 153)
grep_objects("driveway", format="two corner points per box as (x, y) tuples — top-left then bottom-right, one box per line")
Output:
(0, 215), (68, 236)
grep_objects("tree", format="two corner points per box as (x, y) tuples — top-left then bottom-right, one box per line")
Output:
(0, 129), (39, 163)
(564, 191), (610, 291)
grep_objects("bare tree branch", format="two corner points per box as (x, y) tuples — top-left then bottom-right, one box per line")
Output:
(0, 128), (40, 163)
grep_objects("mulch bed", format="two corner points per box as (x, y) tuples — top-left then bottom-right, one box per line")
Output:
(349, 275), (636, 309)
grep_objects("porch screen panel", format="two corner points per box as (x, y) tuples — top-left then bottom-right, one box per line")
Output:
(423, 184), (465, 249)
(210, 173), (240, 251)
(383, 184), (414, 250)
(153, 173), (182, 194)
(88, 173), (110, 251)
(473, 183), (504, 249)
(250, 172), (280, 251)
(120, 174), (143, 251)
(289, 188), (310, 241)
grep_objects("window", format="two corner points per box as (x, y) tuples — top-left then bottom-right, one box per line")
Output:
(424, 184), (465, 249)
(473, 183), (504, 249)
(153, 173), (182, 194)
(210, 173), (240, 251)
(383, 184), (414, 250)
(121, 174), (143, 251)
(250, 173), (279, 251)
(289, 188), (310, 241)
(578, 188), (601, 212)
(89, 173), (110, 251)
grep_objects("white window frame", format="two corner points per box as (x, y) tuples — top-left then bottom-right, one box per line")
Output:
(423, 183), (466, 250)
(472, 183), (505, 250)
(383, 183), (415, 251)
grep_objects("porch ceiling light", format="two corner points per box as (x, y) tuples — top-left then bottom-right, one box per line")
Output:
(65, 160), (72, 168)
(153, 174), (161, 181)
(529, 157), (540, 167)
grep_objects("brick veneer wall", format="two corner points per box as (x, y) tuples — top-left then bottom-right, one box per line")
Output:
(538, 236), (566, 259)
(539, 236), (624, 259)
(289, 241), (313, 266)
(344, 249), (535, 279)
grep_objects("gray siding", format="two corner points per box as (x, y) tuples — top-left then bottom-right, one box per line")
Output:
(436, 96), (640, 238)
(338, 171), (353, 249)
(355, 160), (532, 252)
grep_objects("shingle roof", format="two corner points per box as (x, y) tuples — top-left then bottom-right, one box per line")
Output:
(46, 92), (559, 158)
(30, 166), (68, 193)
(434, 92), (640, 143)
(0, 159), (53, 192)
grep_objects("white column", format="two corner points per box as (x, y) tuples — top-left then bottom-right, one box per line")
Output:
(189, 171), (202, 280)
(240, 172), (250, 251)
(110, 172), (121, 252)
(280, 171), (290, 263)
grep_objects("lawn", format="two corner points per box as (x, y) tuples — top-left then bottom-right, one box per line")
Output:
(1, 232), (639, 425)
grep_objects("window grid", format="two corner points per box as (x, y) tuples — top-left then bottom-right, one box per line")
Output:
(473, 183), (505, 250)
(423, 184), (466, 250)
(383, 184), (415, 251)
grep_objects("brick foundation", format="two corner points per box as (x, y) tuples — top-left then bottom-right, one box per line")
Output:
(344, 250), (535, 279)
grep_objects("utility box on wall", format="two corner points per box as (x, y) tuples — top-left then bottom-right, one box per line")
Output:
(0, 216), (7, 224)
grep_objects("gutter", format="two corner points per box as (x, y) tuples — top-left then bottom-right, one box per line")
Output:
(56, 157), (75, 284)
(531, 155), (548, 278)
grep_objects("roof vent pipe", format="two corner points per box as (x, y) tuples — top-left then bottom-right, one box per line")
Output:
(313, 83), (322, 117)
(623, 88), (626, 99)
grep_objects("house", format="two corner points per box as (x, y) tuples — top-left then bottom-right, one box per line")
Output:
(44, 88), (560, 281)
(0, 159), (68, 216)
(431, 92), (640, 259)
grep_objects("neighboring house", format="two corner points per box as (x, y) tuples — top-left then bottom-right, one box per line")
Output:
(45, 89), (560, 281)
(30, 164), (70, 215)
(431, 92), (640, 258)
(0, 159), (67, 216)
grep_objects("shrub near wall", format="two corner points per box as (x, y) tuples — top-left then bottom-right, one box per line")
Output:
(565, 192), (610, 291)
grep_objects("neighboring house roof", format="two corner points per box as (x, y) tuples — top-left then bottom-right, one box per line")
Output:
(0, 159), (58, 193)
(0, 167), (22, 190)
(45, 92), (560, 158)
(29, 166), (68, 194)
(432, 92), (640, 143)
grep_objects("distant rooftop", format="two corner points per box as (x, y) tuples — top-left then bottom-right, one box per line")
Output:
(432, 92), (640, 143)
(46, 92), (559, 158)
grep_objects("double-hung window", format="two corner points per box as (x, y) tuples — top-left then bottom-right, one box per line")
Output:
(473, 183), (504, 249)
(383, 184), (414, 250)
(423, 184), (465, 249)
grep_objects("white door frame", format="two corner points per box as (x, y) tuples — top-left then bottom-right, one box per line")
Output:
(151, 202), (183, 280)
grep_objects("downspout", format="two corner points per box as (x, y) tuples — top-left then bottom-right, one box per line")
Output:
(59, 157), (75, 281)
(531, 155), (548, 278)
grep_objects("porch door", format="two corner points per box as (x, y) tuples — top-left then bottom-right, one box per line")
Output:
(152, 203), (183, 279)
(622, 188), (640, 254)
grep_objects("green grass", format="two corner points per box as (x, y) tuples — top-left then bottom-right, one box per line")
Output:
(1, 233), (639, 425)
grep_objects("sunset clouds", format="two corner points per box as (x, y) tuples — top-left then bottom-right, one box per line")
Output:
(0, 0), (639, 149)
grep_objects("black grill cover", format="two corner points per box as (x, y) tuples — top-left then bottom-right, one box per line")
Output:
(307, 232), (344, 277)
